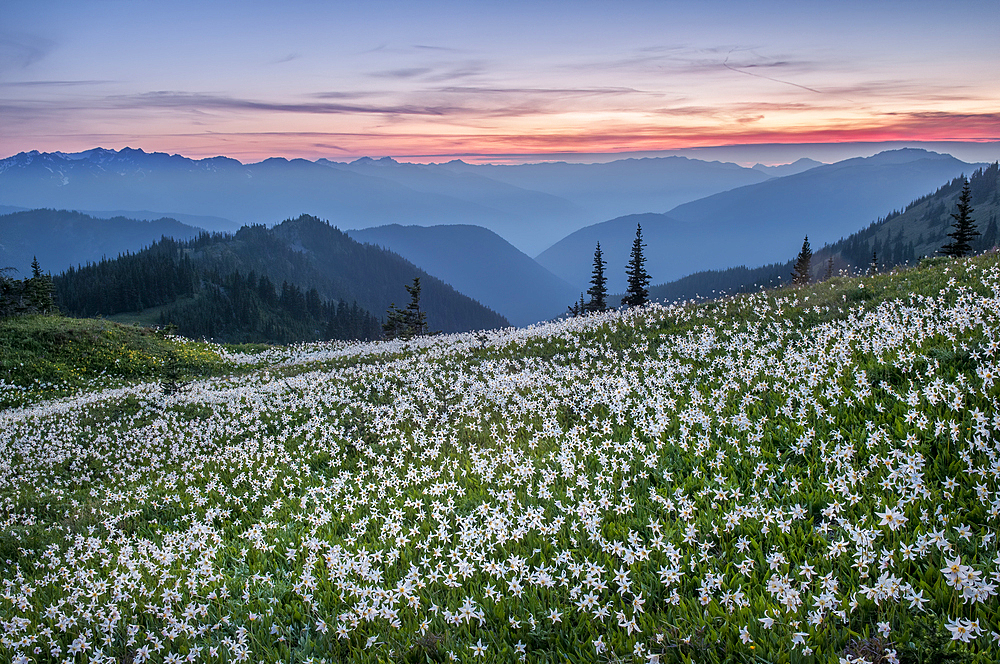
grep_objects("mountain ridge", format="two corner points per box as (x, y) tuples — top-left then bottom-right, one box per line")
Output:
(537, 149), (984, 292)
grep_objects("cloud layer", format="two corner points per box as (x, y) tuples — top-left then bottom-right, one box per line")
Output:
(1, 1), (998, 162)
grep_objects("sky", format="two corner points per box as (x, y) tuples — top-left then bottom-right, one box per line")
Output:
(2, 0), (999, 164)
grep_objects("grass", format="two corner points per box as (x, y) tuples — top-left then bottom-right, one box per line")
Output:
(0, 315), (258, 408)
(2, 251), (1000, 664)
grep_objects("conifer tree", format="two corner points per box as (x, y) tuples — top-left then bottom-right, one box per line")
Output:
(567, 293), (586, 317)
(586, 242), (608, 312)
(28, 256), (56, 313)
(939, 179), (979, 257)
(622, 224), (650, 307)
(870, 249), (879, 274)
(791, 236), (812, 286)
(384, 277), (429, 339)
(824, 255), (835, 281)
(382, 304), (407, 339)
(403, 277), (428, 336)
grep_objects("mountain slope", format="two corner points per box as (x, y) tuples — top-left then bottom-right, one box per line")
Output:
(0, 209), (203, 276)
(641, 161), (1000, 304)
(440, 156), (771, 223)
(349, 224), (576, 326)
(324, 158), (588, 254)
(55, 215), (509, 338)
(538, 149), (982, 292)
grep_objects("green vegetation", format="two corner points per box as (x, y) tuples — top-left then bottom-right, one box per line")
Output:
(3, 248), (1000, 664)
(0, 315), (237, 407)
(53, 215), (508, 343)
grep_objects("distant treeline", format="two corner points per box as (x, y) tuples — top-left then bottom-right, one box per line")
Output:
(154, 268), (381, 344)
(55, 237), (381, 343)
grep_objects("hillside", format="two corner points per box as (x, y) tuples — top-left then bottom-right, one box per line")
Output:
(644, 161), (1000, 303)
(348, 224), (576, 326)
(3, 253), (1000, 663)
(54, 215), (509, 342)
(0, 209), (203, 276)
(539, 149), (981, 291)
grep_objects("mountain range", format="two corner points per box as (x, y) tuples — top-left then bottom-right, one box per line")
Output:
(0, 148), (784, 255)
(3, 146), (995, 337)
(537, 149), (984, 292)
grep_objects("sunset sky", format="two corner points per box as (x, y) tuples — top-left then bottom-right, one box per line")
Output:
(2, 0), (998, 164)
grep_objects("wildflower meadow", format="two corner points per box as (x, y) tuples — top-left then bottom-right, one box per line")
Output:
(3, 254), (1000, 663)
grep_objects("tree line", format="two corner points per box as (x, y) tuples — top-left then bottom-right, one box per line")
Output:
(53, 237), (382, 343)
(154, 269), (381, 344)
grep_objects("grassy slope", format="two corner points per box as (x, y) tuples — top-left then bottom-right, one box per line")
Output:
(0, 315), (251, 408)
(2, 252), (1000, 663)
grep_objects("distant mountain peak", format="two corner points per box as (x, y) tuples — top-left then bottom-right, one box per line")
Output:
(349, 156), (400, 166)
(751, 158), (823, 177)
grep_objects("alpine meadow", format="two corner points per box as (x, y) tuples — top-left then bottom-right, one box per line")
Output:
(4, 1), (1000, 663)
(3, 251), (1000, 663)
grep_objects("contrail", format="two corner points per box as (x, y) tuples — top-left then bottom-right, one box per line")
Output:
(722, 49), (854, 103)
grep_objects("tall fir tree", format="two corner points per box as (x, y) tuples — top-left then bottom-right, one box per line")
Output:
(791, 236), (812, 286)
(586, 242), (607, 312)
(403, 277), (428, 337)
(621, 224), (651, 307)
(28, 256), (56, 313)
(384, 277), (429, 339)
(939, 179), (979, 257)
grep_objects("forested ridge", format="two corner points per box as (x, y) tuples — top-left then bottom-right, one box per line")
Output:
(54, 215), (508, 342)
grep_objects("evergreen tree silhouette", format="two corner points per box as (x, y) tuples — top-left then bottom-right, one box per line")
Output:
(586, 242), (608, 312)
(791, 236), (812, 285)
(622, 224), (651, 307)
(939, 179), (979, 257)
(403, 277), (428, 336)
(28, 256), (56, 313)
